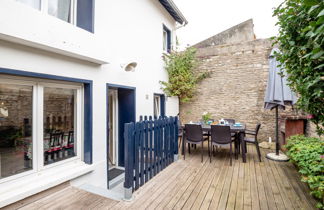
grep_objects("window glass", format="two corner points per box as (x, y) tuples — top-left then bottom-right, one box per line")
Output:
(163, 30), (168, 52)
(154, 95), (160, 118)
(43, 87), (76, 165)
(16, 0), (41, 10)
(0, 83), (33, 179)
(48, 0), (71, 22)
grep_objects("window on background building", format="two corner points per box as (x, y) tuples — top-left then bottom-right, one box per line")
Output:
(163, 25), (171, 53)
(0, 78), (82, 181)
(14, 0), (94, 32)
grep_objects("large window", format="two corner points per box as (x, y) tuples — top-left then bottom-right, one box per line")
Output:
(14, 0), (94, 32)
(0, 78), (82, 181)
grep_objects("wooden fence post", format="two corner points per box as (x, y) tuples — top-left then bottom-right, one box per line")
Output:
(124, 122), (134, 200)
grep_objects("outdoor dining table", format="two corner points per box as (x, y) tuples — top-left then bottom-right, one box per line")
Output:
(182, 123), (248, 163)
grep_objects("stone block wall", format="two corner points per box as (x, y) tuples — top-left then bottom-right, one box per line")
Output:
(180, 39), (292, 142)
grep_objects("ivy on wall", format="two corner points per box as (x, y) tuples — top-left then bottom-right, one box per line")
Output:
(160, 47), (210, 103)
(273, 0), (324, 135)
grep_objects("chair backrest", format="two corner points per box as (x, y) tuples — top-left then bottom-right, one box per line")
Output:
(211, 125), (232, 144)
(255, 123), (261, 141)
(224, 119), (235, 124)
(184, 124), (203, 142)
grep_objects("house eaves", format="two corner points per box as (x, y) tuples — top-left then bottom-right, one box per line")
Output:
(159, 0), (188, 25)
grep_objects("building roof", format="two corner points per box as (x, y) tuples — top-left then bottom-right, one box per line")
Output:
(159, 0), (188, 25)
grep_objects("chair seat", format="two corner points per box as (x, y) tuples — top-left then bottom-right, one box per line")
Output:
(244, 137), (256, 143)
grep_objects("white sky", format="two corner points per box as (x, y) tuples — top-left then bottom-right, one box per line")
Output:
(173, 0), (283, 48)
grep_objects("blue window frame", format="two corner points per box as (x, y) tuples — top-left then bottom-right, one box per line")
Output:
(163, 25), (171, 53)
(77, 0), (95, 33)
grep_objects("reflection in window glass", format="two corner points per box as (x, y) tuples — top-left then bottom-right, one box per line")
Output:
(48, 0), (71, 22)
(16, 0), (41, 10)
(43, 87), (76, 165)
(0, 84), (33, 179)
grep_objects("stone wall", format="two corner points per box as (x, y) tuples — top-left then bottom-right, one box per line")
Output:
(180, 39), (290, 142)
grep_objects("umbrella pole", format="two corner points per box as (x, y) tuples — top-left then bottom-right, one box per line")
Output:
(266, 106), (289, 161)
(275, 106), (279, 156)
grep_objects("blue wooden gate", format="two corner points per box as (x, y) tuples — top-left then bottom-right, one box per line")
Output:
(123, 116), (178, 196)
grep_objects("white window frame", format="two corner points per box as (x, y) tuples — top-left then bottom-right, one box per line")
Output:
(0, 77), (83, 184)
(16, 0), (78, 24)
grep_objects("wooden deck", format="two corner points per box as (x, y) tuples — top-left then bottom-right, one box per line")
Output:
(6, 145), (318, 210)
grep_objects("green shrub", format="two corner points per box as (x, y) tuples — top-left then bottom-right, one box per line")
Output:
(160, 47), (210, 103)
(285, 135), (324, 209)
(273, 0), (324, 135)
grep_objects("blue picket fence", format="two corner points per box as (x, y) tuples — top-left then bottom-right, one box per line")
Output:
(124, 116), (178, 193)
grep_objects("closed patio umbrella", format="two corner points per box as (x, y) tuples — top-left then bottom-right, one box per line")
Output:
(264, 48), (297, 161)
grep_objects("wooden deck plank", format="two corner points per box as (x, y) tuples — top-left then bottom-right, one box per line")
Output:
(262, 152), (286, 210)
(259, 154), (277, 210)
(272, 158), (308, 209)
(254, 154), (269, 210)
(217, 155), (235, 210)
(280, 162), (317, 209)
(267, 154), (295, 210)
(242, 149), (252, 210)
(184, 152), (220, 209)
(249, 148), (260, 210)
(225, 158), (240, 210)
(147, 153), (199, 209)
(235, 157), (245, 210)
(172, 154), (211, 209)
(7, 145), (319, 210)
(199, 152), (228, 210)
(201, 152), (229, 210)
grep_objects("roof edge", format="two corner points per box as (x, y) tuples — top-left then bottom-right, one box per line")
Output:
(159, 0), (188, 25)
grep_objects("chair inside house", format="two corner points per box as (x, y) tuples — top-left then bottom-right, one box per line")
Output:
(243, 123), (262, 162)
(184, 124), (209, 162)
(210, 125), (233, 165)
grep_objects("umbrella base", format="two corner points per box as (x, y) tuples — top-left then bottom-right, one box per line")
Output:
(266, 152), (289, 162)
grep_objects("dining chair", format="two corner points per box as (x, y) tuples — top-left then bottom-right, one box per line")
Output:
(243, 123), (261, 162)
(210, 125), (233, 165)
(184, 124), (209, 162)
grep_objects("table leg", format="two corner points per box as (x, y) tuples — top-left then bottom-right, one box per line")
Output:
(240, 132), (246, 162)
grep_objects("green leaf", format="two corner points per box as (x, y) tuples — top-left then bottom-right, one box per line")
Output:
(304, 0), (319, 6)
(311, 50), (324, 59)
(317, 9), (324, 17)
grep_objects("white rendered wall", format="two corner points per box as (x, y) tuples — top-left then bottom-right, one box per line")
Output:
(0, 0), (180, 203)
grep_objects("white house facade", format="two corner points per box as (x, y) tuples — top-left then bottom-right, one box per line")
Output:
(0, 0), (187, 207)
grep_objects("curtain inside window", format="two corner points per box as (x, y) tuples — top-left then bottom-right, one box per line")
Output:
(16, 0), (41, 10)
(154, 96), (160, 117)
(48, 0), (71, 22)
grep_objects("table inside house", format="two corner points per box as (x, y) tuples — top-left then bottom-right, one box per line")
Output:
(182, 123), (248, 162)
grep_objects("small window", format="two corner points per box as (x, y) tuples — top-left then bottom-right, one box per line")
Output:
(48, 0), (72, 23)
(163, 25), (171, 53)
(16, 0), (41, 10)
(154, 95), (160, 118)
